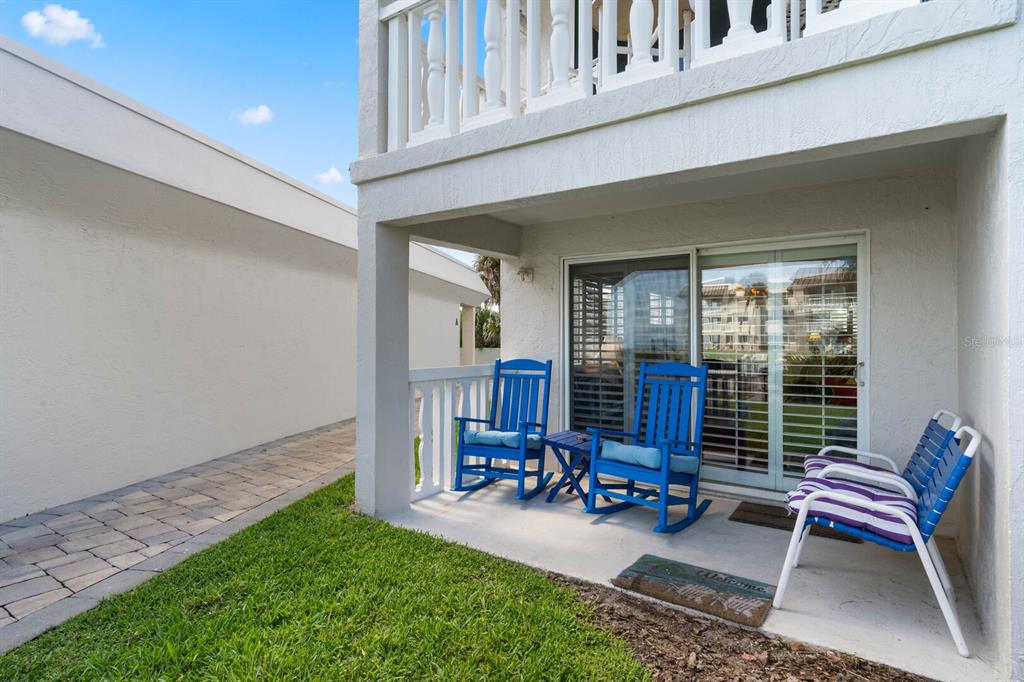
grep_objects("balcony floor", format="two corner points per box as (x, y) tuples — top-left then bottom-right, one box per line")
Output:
(386, 484), (997, 681)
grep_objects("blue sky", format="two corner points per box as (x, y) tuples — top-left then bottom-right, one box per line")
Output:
(1, 0), (362, 207)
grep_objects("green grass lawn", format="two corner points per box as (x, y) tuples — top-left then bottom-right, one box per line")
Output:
(0, 475), (646, 681)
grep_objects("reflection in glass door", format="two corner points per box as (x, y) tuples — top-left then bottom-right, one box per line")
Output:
(699, 244), (861, 491)
(569, 257), (689, 435)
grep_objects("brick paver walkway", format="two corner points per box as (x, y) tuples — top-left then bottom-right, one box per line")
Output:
(0, 420), (355, 651)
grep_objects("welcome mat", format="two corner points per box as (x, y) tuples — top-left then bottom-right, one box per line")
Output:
(612, 555), (775, 627)
(728, 501), (862, 544)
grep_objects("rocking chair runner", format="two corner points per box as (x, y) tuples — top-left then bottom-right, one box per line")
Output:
(586, 361), (711, 534)
(453, 358), (554, 500)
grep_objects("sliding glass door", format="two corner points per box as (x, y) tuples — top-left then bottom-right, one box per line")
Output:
(699, 244), (860, 491)
(566, 238), (863, 493)
(568, 256), (690, 434)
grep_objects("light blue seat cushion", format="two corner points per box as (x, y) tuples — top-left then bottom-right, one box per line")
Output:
(599, 440), (700, 474)
(464, 430), (542, 450)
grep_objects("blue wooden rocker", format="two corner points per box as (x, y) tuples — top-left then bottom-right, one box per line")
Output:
(453, 358), (553, 500)
(586, 361), (711, 533)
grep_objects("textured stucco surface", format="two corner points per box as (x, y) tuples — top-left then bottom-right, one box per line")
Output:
(0, 131), (475, 522)
(955, 131), (1015, 679)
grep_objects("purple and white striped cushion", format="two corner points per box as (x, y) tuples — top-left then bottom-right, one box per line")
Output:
(786, 478), (918, 545)
(797, 470), (915, 499)
(803, 454), (887, 476)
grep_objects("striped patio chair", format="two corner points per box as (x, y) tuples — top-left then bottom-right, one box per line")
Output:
(773, 424), (982, 657)
(801, 410), (961, 500)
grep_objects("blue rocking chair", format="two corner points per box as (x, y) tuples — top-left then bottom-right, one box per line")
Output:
(586, 361), (711, 533)
(453, 359), (554, 500)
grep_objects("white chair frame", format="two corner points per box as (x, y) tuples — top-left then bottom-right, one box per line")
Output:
(773, 425), (981, 658)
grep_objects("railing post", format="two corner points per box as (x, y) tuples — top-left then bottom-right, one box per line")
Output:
(526, 0), (541, 99)
(599, 0), (617, 83)
(682, 7), (693, 69)
(463, 0), (478, 119)
(408, 9), (423, 135)
(806, 0), (821, 26)
(387, 14), (409, 151)
(692, 0), (710, 64)
(420, 384), (434, 491)
(425, 3), (445, 127)
(662, 0), (679, 73)
(506, 0), (521, 117)
(444, 0), (459, 135)
(790, 0), (801, 40)
(578, 0), (593, 95)
(724, 0), (755, 41)
(483, 0), (503, 109)
(550, 0), (572, 90)
(628, 0), (655, 67)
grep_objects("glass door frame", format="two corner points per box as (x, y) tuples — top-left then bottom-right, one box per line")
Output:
(559, 232), (870, 496)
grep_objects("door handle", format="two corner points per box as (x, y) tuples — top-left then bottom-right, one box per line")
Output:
(856, 361), (865, 387)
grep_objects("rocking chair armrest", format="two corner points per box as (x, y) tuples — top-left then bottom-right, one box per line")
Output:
(818, 463), (917, 500)
(453, 416), (491, 425)
(586, 428), (638, 442)
(657, 439), (701, 453)
(817, 445), (901, 474)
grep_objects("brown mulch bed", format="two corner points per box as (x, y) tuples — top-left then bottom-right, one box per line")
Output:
(551, 573), (930, 682)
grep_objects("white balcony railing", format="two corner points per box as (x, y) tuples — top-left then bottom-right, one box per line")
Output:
(409, 364), (494, 501)
(381, 0), (922, 151)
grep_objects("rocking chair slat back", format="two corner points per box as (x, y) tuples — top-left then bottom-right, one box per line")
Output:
(489, 359), (552, 434)
(637, 364), (707, 454)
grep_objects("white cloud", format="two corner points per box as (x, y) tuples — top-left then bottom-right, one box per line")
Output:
(21, 4), (104, 48)
(232, 104), (273, 126)
(316, 166), (344, 185)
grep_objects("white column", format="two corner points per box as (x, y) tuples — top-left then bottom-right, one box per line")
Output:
(505, 0), (521, 117)
(460, 305), (476, 365)
(628, 0), (655, 67)
(550, 0), (572, 90)
(356, 219), (411, 516)
(445, 0), (459, 135)
(408, 10), (423, 134)
(526, 0), (541, 99)
(387, 14), (409, 151)
(578, 0), (593, 95)
(425, 3), (445, 127)
(790, 0), (801, 40)
(724, 0), (755, 41)
(463, 0), (478, 118)
(599, 0), (617, 83)
(483, 0), (503, 109)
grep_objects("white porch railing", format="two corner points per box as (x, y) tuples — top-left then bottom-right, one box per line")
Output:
(409, 364), (494, 501)
(380, 0), (925, 151)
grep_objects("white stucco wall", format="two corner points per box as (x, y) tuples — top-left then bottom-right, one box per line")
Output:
(408, 271), (462, 370)
(954, 130), (1013, 676)
(501, 172), (959, 478)
(0, 130), (483, 522)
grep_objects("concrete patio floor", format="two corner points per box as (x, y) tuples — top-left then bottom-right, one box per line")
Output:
(0, 420), (355, 653)
(387, 482), (998, 682)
